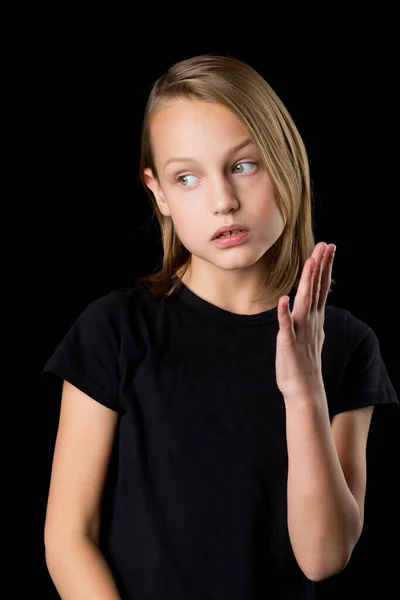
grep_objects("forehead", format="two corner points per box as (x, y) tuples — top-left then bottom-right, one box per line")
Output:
(149, 98), (254, 160)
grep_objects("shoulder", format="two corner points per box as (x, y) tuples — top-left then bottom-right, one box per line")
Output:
(77, 284), (166, 344)
(55, 287), (144, 351)
(89, 286), (140, 310)
(323, 303), (398, 414)
(80, 285), (147, 323)
(324, 304), (377, 356)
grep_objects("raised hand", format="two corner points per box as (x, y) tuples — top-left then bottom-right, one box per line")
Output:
(275, 242), (336, 400)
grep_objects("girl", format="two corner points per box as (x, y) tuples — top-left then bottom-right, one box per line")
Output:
(42, 54), (398, 599)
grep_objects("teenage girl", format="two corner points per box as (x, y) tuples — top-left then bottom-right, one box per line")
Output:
(42, 53), (399, 599)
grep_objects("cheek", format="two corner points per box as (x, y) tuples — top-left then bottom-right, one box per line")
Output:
(254, 192), (286, 233)
(248, 175), (278, 216)
(254, 192), (280, 218)
(168, 201), (202, 241)
(167, 190), (203, 224)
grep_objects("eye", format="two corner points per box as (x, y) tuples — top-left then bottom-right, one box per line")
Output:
(232, 161), (257, 174)
(176, 174), (199, 188)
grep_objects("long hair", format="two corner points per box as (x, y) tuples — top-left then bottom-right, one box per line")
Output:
(137, 54), (334, 300)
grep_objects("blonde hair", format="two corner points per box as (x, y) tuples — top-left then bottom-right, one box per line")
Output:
(137, 53), (334, 300)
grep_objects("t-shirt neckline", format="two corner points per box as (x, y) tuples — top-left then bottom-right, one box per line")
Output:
(171, 276), (296, 326)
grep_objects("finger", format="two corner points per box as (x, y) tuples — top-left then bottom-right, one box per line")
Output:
(277, 295), (295, 341)
(291, 256), (318, 322)
(310, 243), (327, 312)
(317, 244), (336, 311)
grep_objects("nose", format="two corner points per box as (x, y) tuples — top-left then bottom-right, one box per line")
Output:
(208, 173), (239, 213)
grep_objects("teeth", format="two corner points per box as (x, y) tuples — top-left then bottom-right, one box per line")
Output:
(217, 229), (244, 238)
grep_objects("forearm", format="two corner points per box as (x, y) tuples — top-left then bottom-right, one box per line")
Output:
(284, 390), (362, 581)
(45, 535), (121, 599)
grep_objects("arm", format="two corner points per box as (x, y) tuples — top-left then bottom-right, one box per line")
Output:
(44, 381), (121, 599)
(275, 242), (374, 581)
(284, 393), (373, 581)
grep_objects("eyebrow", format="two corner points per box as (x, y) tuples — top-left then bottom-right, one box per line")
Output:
(162, 138), (255, 171)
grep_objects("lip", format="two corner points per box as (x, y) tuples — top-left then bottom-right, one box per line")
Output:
(213, 230), (249, 248)
(211, 223), (249, 240)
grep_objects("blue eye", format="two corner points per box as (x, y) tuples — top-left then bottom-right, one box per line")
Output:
(176, 174), (199, 188)
(176, 161), (257, 188)
(233, 161), (257, 174)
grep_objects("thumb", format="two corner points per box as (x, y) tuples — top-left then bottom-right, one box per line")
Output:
(277, 296), (295, 342)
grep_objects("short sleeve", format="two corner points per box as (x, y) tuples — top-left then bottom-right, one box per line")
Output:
(41, 292), (122, 413)
(333, 312), (399, 415)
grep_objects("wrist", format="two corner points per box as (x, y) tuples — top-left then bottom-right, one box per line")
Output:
(283, 382), (327, 409)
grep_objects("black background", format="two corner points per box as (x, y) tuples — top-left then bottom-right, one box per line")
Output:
(37, 18), (399, 600)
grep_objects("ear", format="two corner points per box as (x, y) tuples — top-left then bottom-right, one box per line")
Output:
(143, 168), (171, 217)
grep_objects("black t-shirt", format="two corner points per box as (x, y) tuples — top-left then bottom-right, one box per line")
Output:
(42, 279), (399, 599)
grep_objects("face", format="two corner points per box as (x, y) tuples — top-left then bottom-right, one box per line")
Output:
(143, 97), (285, 280)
